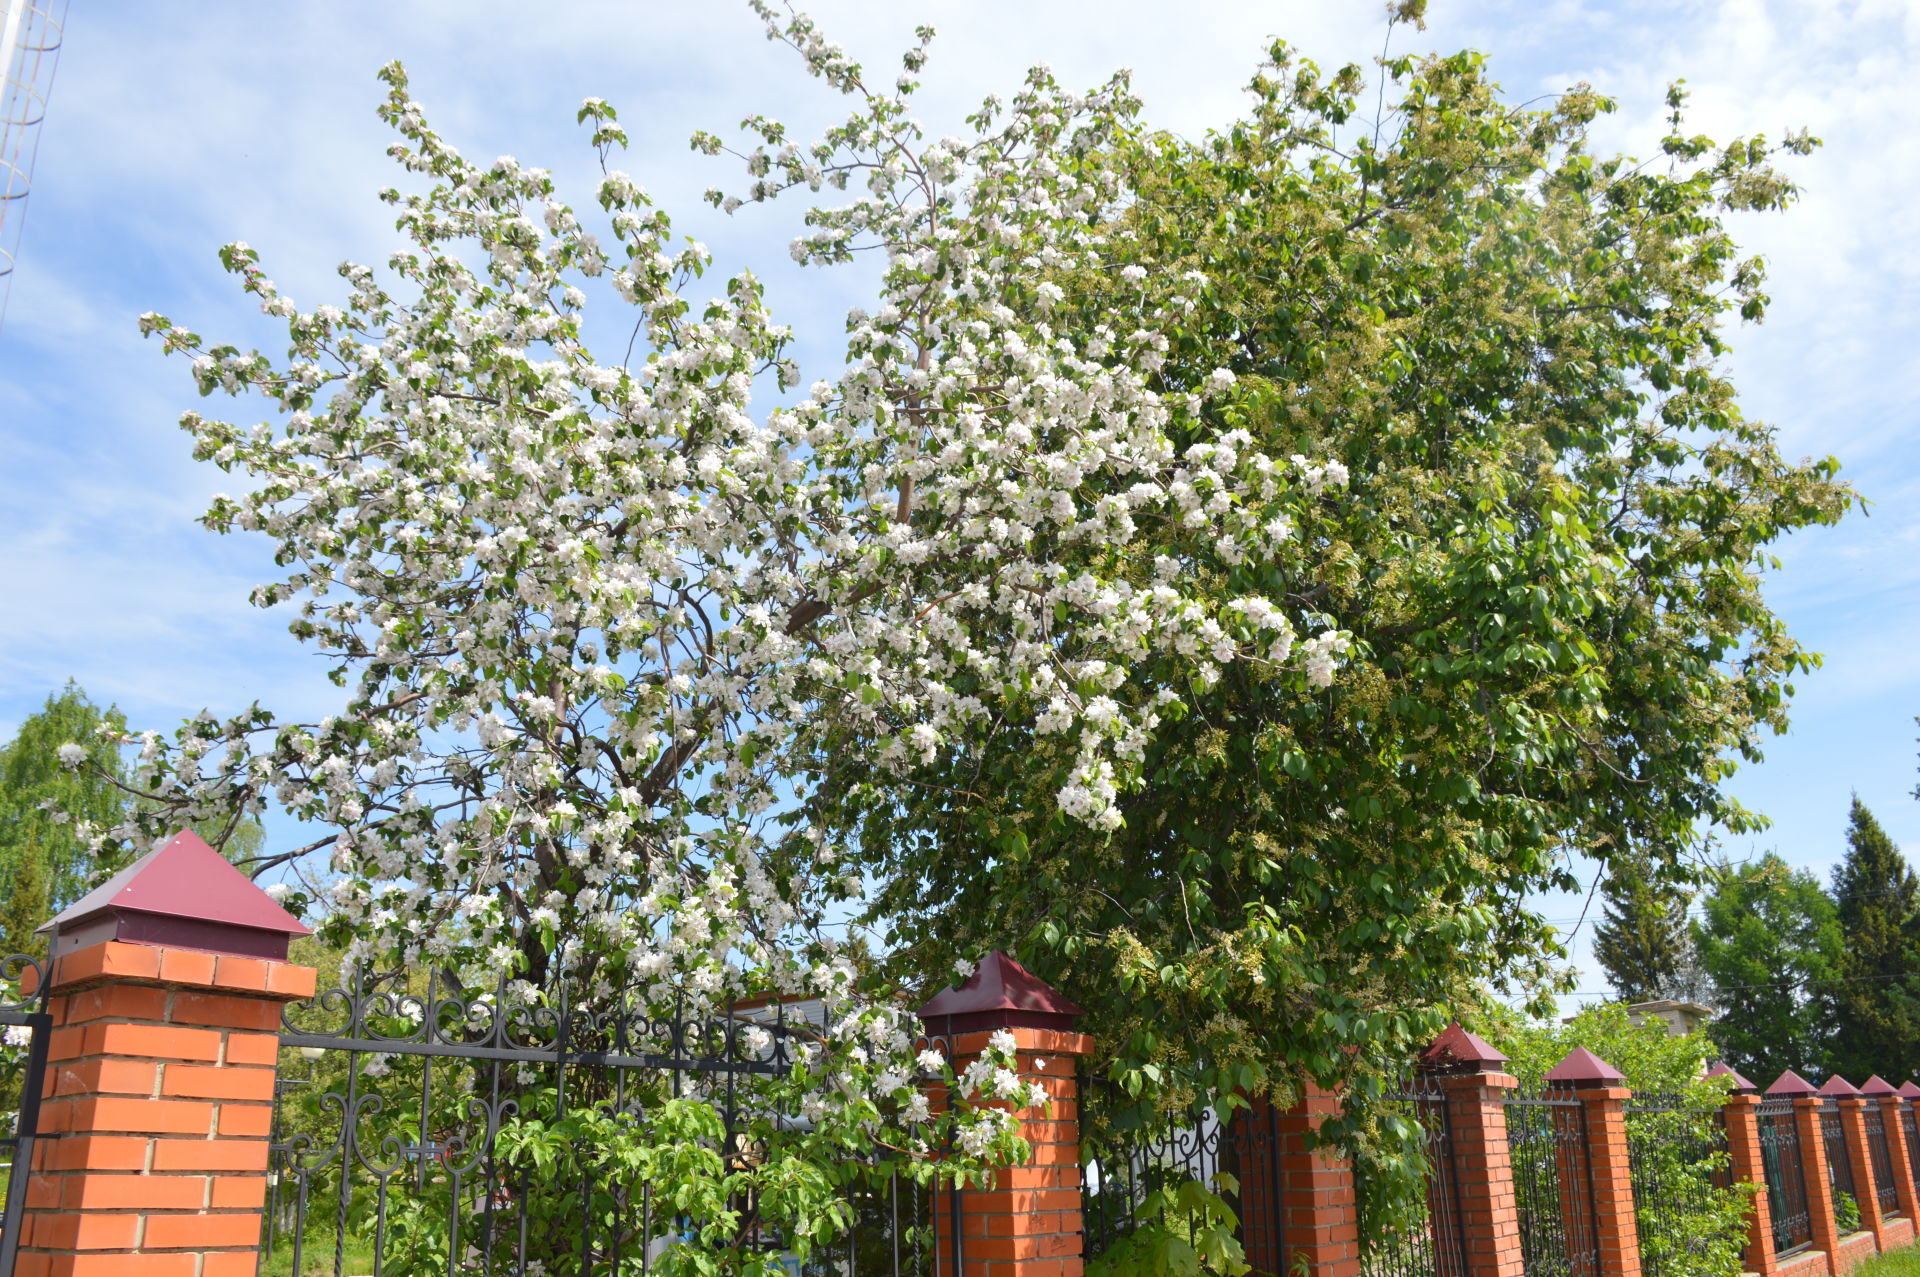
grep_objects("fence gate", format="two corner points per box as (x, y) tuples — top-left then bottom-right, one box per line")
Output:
(0, 955), (52, 1277)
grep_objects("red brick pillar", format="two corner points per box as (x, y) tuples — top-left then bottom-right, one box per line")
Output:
(1423, 1026), (1524, 1277)
(1720, 1088), (1777, 1277)
(1871, 1084), (1920, 1222)
(17, 831), (313, 1277)
(918, 951), (1091, 1277)
(1270, 1081), (1359, 1277)
(1547, 1048), (1640, 1277)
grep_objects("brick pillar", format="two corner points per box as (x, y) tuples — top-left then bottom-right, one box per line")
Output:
(1423, 1026), (1524, 1277)
(1836, 1096), (1886, 1243)
(17, 829), (313, 1277)
(918, 951), (1091, 1277)
(1874, 1092), (1919, 1221)
(19, 940), (314, 1277)
(1546, 1048), (1640, 1277)
(1270, 1081), (1359, 1277)
(1721, 1093), (1777, 1277)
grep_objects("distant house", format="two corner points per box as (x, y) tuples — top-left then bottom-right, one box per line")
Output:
(1624, 999), (1715, 1037)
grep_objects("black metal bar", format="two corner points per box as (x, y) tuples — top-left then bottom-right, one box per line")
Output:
(1501, 1080), (1599, 1277)
(1625, 1091), (1733, 1277)
(0, 961), (52, 1277)
(1822, 1101), (1858, 1228)
(1905, 1105), (1920, 1202)
(1865, 1107), (1899, 1218)
(271, 972), (958, 1275)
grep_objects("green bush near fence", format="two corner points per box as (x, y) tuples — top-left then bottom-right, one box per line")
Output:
(1496, 1004), (1754, 1277)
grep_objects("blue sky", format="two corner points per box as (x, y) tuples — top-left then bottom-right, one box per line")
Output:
(1, 0), (1915, 1010)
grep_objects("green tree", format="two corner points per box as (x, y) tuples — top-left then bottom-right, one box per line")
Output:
(0, 836), (52, 963)
(0, 684), (272, 960)
(835, 35), (1848, 1179)
(1829, 798), (1920, 1080)
(1593, 854), (1695, 1003)
(1492, 1004), (1752, 1277)
(0, 682), (132, 954)
(1692, 853), (1841, 1079)
(123, 7), (1851, 1265)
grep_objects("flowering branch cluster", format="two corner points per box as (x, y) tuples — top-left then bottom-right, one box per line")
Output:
(114, 7), (1347, 983)
(64, 9), (1355, 1244)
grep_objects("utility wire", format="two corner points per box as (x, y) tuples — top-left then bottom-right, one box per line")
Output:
(1562, 970), (1916, 999)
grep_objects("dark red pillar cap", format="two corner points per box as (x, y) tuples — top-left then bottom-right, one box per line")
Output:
(1817, 1074), (1860, 1098)
(1706, 1062), (1758, 1093)
(1418, 1023), (1509, 1075)
(1546, 1045), (1626, 1089)
(38, 830), (311, 961)
(1766, 1069), (1818, 1097)
(1860, 1076), (1897, 1097)
(916, 950), (1084, 1037)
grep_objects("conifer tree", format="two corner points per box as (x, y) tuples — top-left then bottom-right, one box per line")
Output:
(1830, 798), (1920, 1080)
(1593, 853), (1694, 1004)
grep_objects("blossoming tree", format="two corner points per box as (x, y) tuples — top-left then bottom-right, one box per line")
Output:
(86, 4), (1354, 1268)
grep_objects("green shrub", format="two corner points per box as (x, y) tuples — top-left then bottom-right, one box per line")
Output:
(1492, 1004), (1755, 1277)
(1835, 1188), (1861, 1235)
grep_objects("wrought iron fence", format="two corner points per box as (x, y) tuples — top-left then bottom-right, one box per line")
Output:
(1623, 1093), (1730, 1277)
(1821, 1101), (1859, 1228)
(1865, 1107), (1899, 1218)
(1757, 1098), (1811, 1257)
(0, 954), (50, 1277)
(1905, 1104), (1920, 1201)
(1505, 1082), (1598, 1277)
(1356, 1073), (1466, 1277)
(1079, 1083), (1288, 1275)
(267, 968), (949, 1277)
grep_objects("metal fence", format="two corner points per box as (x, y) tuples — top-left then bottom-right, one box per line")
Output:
(1079, 1085), (1289, 1275)
(266, 969), (946, 1277)
(0, 954), (50, 1277)
(1623, 1093), (1730, 1277)
(1505, 1082), (1598, 1277)
(1822, 1101), (1858, 1227)
(1865, 1107), (1900, 1218)
(1757, 1098), (1812, 1257)
(1906, 1105), (1920, 1203)
(1357, 1074), (1466, 1277)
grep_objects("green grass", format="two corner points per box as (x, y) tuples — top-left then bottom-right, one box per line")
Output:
(1851, 1242), (1920, 1277)
(258, 1229), (377, 1277)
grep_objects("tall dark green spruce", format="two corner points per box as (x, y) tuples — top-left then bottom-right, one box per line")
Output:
(1593, 853), (1694, 1003)
(1828, 798), (1920, 1081)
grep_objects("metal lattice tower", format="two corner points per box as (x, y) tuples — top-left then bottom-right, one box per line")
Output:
(0, 0), (71, 331)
